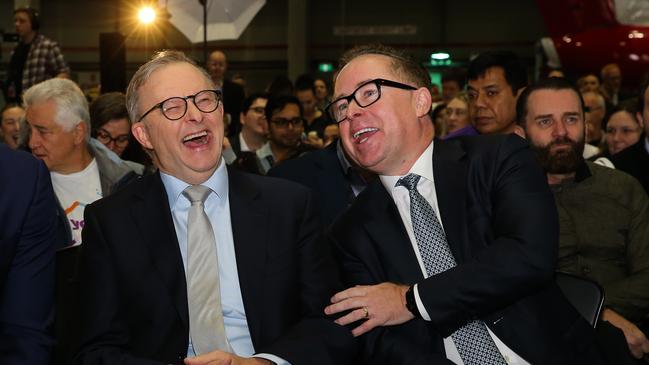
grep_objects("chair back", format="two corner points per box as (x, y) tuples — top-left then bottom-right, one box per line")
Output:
(555, 271), (604, 327)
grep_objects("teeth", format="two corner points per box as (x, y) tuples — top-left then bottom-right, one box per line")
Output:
(183, 131), (207, 142)
(353, 127), (378, 139)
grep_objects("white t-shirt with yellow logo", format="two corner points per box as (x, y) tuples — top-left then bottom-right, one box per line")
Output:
(51, 158), (103, 246)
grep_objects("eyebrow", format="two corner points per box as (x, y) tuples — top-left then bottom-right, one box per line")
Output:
(32, 124), (50, 132)
(533, 111), (581, 120)
(468, 83), (500, 90)
(533, 114), (553, 120)
(332, 78), (374, 100)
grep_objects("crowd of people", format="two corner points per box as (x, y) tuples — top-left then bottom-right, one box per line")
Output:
(1, 6), (649, 365)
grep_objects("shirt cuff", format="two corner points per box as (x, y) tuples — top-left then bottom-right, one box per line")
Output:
(254, 353), (290, 365)
(414, 284), (431, 321)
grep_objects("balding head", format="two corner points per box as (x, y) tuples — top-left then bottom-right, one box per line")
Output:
(581, 91), (606, 143)
(207, 50), (227, 83)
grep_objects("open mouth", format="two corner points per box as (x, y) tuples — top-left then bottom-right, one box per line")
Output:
(182, 130), (209, 147)
(352, 127), (378, 144)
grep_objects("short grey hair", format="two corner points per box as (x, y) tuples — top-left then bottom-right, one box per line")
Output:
(126, 50), (215, 123)
(23, 78), (90, 139)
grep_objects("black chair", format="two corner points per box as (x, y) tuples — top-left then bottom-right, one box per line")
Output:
(555, 271), (604, 327)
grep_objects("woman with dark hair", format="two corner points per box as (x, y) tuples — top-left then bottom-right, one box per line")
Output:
(90, 92), (151, 167)
(89, 92), (131, 156)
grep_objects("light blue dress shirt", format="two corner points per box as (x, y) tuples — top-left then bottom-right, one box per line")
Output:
(160, 159), (287, 364)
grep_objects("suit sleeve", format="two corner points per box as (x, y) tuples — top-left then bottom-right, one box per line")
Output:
(0, 160), (57, 365)
(74, 205), (166, 365)
(417, 135), (560, 335)
(329, 230), (453, 365)
(256, 189), (358, 365)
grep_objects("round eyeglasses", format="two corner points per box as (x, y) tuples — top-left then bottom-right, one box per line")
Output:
(325, 78), (417, 123)
(136, 89), (222, 123)
(96, 129), (130, 147)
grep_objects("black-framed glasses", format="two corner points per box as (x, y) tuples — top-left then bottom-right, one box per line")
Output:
(96, 128), (130, 147)
(136, 89), (222, 123)
(248, 106), (266, 115)
(270, 117), (304, 128)
(325, 78), (417, 123)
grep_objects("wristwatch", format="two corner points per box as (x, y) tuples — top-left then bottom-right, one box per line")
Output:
(405, 285), (422, 318)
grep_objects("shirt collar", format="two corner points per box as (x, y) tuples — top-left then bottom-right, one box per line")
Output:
(256, 142), (275, 160)
(380, 139), (435, 198)
(160, 157), (228, 208)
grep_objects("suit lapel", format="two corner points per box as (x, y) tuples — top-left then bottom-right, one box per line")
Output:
(131, 173), (189, 329)
(363, 182), (424, 283)
(227, 168), (267, 345)
(433, 139), (470, 262)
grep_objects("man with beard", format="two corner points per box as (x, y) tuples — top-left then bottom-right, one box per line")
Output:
(256, 94), (314, 174)
(516, 77), (649, 361)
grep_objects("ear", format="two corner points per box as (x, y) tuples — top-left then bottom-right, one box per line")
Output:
(132, 122), (154, 150)
(239, 111), (246, 126)
(513, 125), (526, 139)
(636, 111), (645, 129)
(414, 87), (433, 118)
(73, 121), (87, 145)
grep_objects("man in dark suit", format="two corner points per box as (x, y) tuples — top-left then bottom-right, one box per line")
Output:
(0, 145), (59, 364)
(610, 80), (649, 196)
(268, 141), (373, 226)
(74, 50), (355, 365)
(323, 44), (605, 364)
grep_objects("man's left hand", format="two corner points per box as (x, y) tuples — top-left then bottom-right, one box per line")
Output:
(324, 282), (413, 337)
(184, 351), (272, 365)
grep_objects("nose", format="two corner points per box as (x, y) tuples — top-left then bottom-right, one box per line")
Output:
(345, 100), (364, 122)
(28, 128), (40, 149)
(185, 99), (204, 122)
(473, 92), (487, 108)
(552, 120), (568, 137)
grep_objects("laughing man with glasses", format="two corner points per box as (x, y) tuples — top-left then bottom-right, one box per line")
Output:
(75, 50), (357, 365)
(323, 44), (606, 364)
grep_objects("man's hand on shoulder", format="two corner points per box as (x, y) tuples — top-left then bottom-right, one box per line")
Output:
(602, 308), (649, 359)
(324, 282), (414, 337)
(184, 351), (273, 365)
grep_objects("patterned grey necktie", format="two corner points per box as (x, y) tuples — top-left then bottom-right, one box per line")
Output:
(397, 173), (507, 365)
(183, 185), (231, 354)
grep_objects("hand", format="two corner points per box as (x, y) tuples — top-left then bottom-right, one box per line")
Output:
(601, 308), (649, 359)
(303, 133), (324, 149)
(324, 282), (413, 337)
(184, 350), (272, 365)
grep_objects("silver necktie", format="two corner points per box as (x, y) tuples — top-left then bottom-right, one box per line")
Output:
(397, 173), (506, 365)
(183, 185), (231, 354)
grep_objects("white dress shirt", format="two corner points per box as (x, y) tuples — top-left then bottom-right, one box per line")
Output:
(160, 159), (288, 365)
(379, 139), (530, 365)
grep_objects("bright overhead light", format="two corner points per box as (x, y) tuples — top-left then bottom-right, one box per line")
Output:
(138, 6), (156, 24)
(431, 52), (450, 60)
